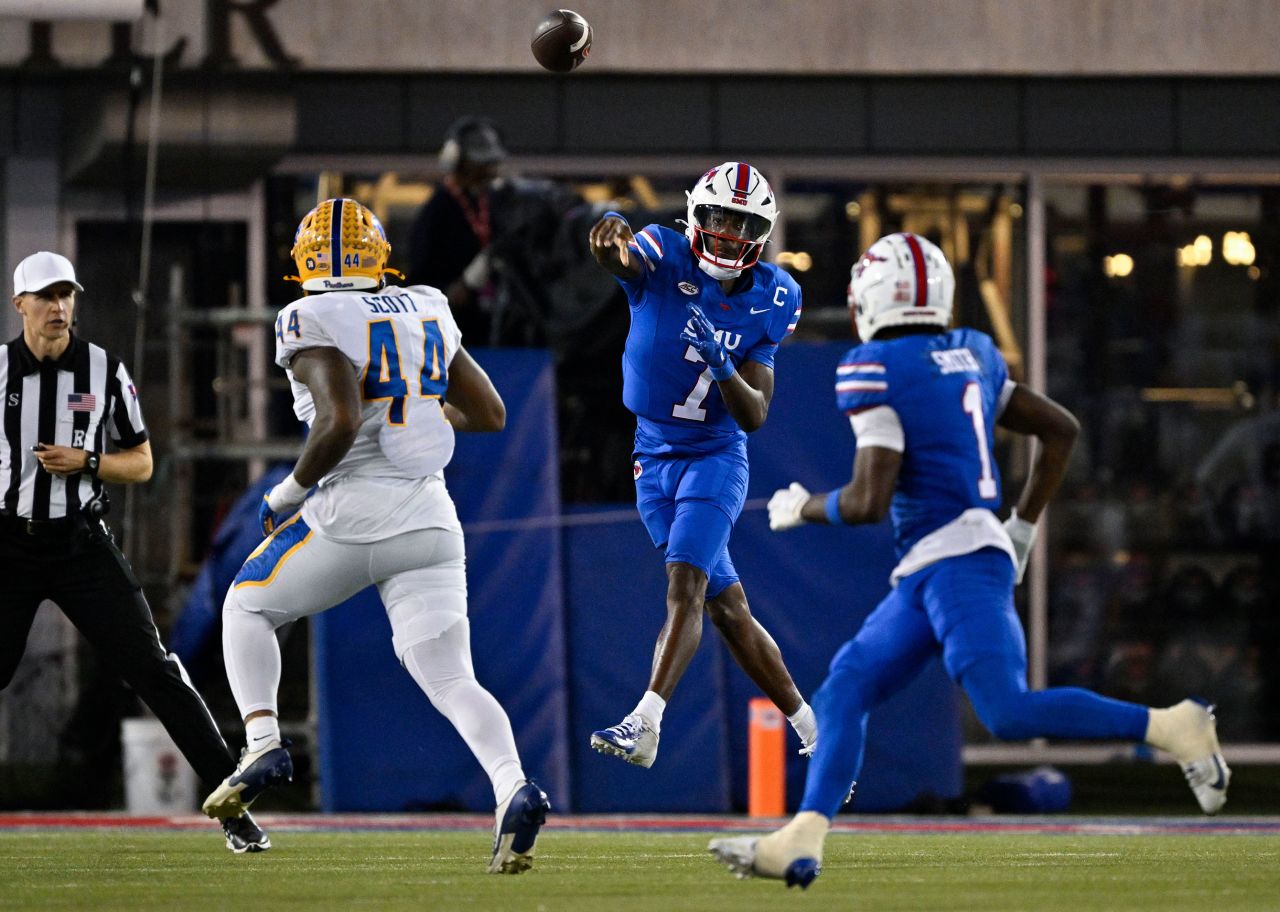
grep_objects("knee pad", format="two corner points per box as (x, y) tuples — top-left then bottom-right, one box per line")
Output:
(400, 617), (475, 706)
(223, 587), (288, 638)
(382, 559), (468, 661)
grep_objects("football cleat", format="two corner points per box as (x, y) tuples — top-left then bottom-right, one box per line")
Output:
(708, 837), (820, 890)
(1172, 700), (1231, 814)
(201, 740), (293, 820)
(489, 780), (550, 874)
(709, 811), (829, 889)
(222, 811), (271, 854)
(590, 713), (659, 768)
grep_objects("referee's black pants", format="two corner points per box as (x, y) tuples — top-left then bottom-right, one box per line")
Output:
(0, 518), (236, 789)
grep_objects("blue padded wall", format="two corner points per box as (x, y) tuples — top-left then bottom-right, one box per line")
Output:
(563, 506), (732, 812)
(310, 343), (961, 813)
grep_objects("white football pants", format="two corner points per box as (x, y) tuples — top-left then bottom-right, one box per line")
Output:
(222, 524), (525, 803)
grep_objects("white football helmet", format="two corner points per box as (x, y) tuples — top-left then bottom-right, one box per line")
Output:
(684, 162), (777, 280)
(848, 232), (955, 341)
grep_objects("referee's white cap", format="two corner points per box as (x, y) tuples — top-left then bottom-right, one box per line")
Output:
(13, 251), (84, 295)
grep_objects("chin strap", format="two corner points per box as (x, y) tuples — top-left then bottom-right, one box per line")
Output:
(696, 258), (743, 281)
(382, 267), (406, 282)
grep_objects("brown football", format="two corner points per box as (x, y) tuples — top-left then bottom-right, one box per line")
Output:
(531, 9), (592, 73)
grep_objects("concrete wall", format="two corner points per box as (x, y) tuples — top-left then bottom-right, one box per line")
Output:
(1, 0), (1279, 76)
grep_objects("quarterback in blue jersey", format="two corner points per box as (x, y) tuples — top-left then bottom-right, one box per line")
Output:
(710, 233), (1231, 889)
(585, 162), (816, 768)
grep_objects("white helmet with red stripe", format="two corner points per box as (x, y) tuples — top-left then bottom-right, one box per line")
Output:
(848, 232), (955, 341)
(685, 162), (777, 280)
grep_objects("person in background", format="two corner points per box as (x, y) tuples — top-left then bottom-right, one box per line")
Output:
(406, 116), (506, 344)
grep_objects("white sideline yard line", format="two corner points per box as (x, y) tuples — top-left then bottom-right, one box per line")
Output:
(965, 742), (1280, 765)
(2, 812), (1279, 836)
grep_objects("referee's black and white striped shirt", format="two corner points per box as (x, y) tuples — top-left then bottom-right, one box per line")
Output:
(0, 333), (148, 520)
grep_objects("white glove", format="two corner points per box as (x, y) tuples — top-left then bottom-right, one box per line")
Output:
(768, 482), (811, 531)
(267, 473), (309, 513)
(1003, 510), (1038, 584)
(461, 249), (491, 290)
(260, 473), (310, 536)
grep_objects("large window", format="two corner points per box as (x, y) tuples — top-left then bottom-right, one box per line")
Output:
(1043, 182), (1280, 741)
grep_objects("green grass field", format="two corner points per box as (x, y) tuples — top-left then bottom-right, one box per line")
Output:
(2, 829), (1278, 912)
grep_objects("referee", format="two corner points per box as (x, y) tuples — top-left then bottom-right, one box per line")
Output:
(0, 251), (270, 853)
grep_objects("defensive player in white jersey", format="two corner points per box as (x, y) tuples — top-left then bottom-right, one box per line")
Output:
(200, 198), (550, 874)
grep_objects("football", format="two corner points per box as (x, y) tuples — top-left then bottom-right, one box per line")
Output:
(531, 9), (592, 73)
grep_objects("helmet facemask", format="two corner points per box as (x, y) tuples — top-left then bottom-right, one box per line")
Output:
(691, 205), (772, 276)
(684, 162), (778, 280)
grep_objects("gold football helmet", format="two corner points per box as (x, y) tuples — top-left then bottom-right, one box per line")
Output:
(290, 198), (393, 291)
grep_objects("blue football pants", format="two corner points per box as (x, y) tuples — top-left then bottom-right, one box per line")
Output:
(633, 449), (748, 598)
(799, 547), (1150, 819)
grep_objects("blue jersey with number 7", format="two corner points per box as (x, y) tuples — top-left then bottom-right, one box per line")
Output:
(614, 224), (802, 457)
(836, 328), (1010, 558)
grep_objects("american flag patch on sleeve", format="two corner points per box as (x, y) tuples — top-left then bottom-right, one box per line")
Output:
(67, 393), (97, 412)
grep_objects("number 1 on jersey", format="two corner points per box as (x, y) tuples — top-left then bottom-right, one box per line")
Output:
(962, 381), (998, 499)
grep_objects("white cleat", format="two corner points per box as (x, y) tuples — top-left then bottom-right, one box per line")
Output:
(708, 812), (828, 889)
(1170, 700), (1230, 814)
(709, 836), (764, 879)
(590, 713), (659, 768)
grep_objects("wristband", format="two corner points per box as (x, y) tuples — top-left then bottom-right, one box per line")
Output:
(601, 210), (630, 225)
(709, 359), (736, 382)
(1006, 511), (1038, 547)
(824, 489), (845, 525)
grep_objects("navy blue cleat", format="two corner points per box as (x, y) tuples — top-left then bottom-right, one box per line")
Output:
(489, 780), (550, 874)
(202, 741), (293, 820)
(222, 811), (271, 853)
